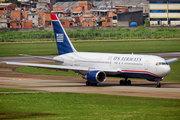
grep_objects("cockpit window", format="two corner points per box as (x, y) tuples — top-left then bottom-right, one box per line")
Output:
(156, 62), (168, 65)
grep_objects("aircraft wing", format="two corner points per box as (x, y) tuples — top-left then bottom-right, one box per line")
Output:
(5, 62), (119, 73)
(165, 58), (178, 63)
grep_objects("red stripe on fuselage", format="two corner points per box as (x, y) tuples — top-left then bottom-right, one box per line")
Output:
(51, 14), (58, 20)
(121, 70), (161, 77)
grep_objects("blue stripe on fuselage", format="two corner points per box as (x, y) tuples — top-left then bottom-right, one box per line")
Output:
(107, 72), (159, 81)
(52, 21), (74, 55)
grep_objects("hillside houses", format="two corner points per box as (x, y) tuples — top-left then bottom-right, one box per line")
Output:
(0, 0), (150, 28)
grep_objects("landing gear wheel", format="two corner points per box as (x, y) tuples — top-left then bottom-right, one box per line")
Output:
(157, 83), (161, 88)
(93, 83), (97, 86)
(156, 78), (162, 88)
(120, 79), (131, 86)
(127, 80), (131, 85)
(120, 80), (124, 85)
(86, 81), (97, 86)
(86, 81), (90, 86)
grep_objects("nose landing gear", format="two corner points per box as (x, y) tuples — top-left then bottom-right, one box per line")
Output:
(157, 81), (161, 88)
(156, 78), (162, 88)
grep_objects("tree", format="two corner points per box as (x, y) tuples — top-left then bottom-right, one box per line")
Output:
(144, 19), (150, 27)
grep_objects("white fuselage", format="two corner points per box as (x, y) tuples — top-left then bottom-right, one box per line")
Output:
(53, 52), (171, 81)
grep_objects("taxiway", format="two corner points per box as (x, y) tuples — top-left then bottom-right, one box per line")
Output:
(0, 53), (180, 99)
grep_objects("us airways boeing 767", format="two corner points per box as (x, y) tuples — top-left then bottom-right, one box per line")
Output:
(6, 14), (178, 87)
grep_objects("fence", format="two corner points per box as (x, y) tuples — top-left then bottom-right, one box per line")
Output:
(0, 31), (180, 42)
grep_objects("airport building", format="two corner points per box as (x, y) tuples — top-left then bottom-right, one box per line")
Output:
(148, 0), (180, 26)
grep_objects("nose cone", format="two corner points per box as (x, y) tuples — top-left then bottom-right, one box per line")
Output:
(162, 65), (171, 77)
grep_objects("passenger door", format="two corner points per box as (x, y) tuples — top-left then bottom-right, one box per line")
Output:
(144, 61), (149, 70)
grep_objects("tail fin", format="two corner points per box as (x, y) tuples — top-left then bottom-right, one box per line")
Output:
(51, 14), (77, 55)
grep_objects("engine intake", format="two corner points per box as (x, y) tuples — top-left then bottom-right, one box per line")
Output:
(83, 70), (106, 83)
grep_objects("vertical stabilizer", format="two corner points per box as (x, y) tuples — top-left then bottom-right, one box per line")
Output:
(51, 14), (77, 55)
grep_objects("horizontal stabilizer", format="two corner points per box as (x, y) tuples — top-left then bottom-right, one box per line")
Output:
(19, 54), (63, 63)
(165, 58), (178, 63)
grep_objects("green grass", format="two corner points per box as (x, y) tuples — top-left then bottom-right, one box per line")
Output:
(0, 40), (180, 56)
(164, 60), (180, 82)
(0, 92), (180, 120)
(0, 42), (58, 56)
(14, 60), (180, 82)
(1, 27), (180, 41)
(74, 40), (180, 53)
(0, 88), (37, 92)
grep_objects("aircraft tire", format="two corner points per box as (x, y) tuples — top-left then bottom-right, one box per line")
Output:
(120, 80), (124, 85)
(86, 81), (97, 86)
(86, 81), (90, 86)
(128, 80), (131, 85)
(157, 83), (161, 88)
(93, 83), (97, 86)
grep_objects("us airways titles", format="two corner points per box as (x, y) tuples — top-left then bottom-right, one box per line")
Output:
(112, 56), (142, 62)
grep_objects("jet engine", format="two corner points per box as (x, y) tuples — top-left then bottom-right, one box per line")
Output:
(83, 70), (106, 83)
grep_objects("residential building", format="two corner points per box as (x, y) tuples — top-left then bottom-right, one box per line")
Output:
(60, 19), (74, 27)
(44, 12), (52, 27)
(9, 20), (21, 28)
(0, 0), (149, 28)
(37, 0), (54, 10)
(28, 12), (38, 27)
(114, 6), (130, 13)
(149, 0), (180, 26)
(53, 1), (92, 13)
(18, 0), (31, 11)
(0, 19), (7, 28)
(0, 3), (16, 15)
(11, 10), (21, 20)
(22, 20), (33, 28)
(82, 19), (94, 27)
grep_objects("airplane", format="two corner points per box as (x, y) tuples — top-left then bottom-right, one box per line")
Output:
(6, 14), (178, 88)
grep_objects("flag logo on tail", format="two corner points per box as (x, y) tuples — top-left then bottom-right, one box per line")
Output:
(56, 34), (64, 42)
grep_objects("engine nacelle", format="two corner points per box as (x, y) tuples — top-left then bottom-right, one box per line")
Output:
(83, 70), (106, 83)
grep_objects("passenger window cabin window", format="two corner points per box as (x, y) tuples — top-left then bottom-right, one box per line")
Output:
(156, 62), (168, 65)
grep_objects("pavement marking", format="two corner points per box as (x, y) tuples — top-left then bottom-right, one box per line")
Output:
(12, 78), (36, 81)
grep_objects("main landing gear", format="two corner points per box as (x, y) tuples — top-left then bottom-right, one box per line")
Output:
(86, 81), (97, 86)
(119, 78), (131, 85)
